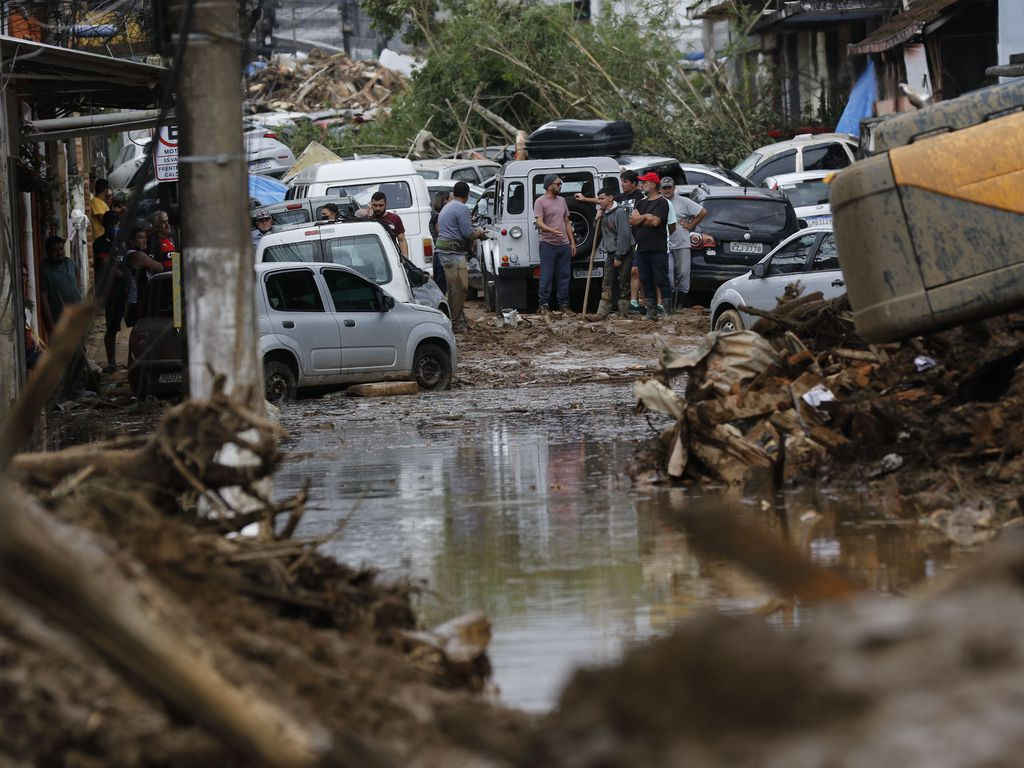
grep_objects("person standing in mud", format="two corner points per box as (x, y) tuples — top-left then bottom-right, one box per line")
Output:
(630, 172), (672, 321)
(585, 187), (634, 321)
(534, 174), (575, 315)
(436, 181), (487, 331)
(660, 176), (706, 308)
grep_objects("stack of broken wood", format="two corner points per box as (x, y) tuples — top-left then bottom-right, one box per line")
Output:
(247, 49), (405, 113)
(632, 290), (1024, 501)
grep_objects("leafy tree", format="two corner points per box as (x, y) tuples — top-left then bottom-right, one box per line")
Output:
(300, 0), (778, 167)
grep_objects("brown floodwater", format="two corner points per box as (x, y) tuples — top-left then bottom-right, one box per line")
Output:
(274, 380), (957, 712)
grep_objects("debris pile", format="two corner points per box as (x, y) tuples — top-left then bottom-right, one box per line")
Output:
(246, 49), (406, 113)
(632, 291), (1024, 531)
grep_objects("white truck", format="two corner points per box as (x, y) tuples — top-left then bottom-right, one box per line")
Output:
(478, 156), (622, 312)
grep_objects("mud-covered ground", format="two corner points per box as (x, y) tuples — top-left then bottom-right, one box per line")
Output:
(15, 300), (1024, 767)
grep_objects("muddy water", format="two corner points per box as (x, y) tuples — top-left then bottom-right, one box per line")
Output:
(275, 381), (957, 712)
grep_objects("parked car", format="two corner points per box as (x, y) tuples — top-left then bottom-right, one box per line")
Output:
(688, 187), (801, 295)
(258, 196), (360, 227)
(733, 133), (857, 186)
(413, 158), (501, 185)
(127, 272), (183, 397)
(109, 137), (151, 189)
(256, 262), (456, 401)
(244, 124), (296, 178)
(709, 226), (844, 332)
(615, 154), (686, 185)
(479, 155), (622, 312)
(286, 158), (435, 270)
(441, 145), (515, 164)
(679, 162), (753, 187)
(762, 171), (833, 227)
(255, 218), (451, 318)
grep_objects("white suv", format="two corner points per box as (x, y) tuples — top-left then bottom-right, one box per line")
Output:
(733, 133), (857, 186)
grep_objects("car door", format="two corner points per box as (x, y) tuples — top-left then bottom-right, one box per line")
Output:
(262, 268), (342, 378)
(799, 233), (846, 299)
(321, 267), (403, 373)
(738, 233), (817, 327)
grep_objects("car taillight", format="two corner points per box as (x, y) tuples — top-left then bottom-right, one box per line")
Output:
(690, 232), (716, 248)
(286, 203), (302, 210)
(263, 132), (277, 139)
(423, 238), (433, 260)
(532, 267), (541, 279)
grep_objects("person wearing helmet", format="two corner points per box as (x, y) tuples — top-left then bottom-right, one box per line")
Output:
(251, 209), (273, 247)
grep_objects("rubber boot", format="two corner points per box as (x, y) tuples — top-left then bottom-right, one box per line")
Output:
(585, 300), (612, 322)
(644, 305), (658, 321)
(663, 298), (674, 317)
(617, 300), (631, 318)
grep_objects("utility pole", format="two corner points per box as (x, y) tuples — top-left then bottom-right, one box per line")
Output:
(169, 0), (262, 409)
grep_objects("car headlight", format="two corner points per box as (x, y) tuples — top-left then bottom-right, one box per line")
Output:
(509, 226), (523, 239)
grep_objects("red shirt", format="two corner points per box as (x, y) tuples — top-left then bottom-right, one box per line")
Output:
(374, 211), (405, 247)
(157, 235), (176, 269)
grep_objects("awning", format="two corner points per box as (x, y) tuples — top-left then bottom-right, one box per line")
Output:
(0, 35), (166, 112)
(752, 0), (894, 32)
(848, 0), (963, 55)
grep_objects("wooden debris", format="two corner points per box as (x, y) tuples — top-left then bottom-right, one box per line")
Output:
(347, 381), (419, 398)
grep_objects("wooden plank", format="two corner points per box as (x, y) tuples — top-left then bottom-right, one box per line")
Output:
(347, 382), (419, 398)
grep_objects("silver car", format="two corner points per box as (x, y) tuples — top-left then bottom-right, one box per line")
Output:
(709, 226), (845, 332)
(256, 262), (457, 402)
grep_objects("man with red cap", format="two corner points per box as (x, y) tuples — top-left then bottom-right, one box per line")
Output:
(629, 172), (673, 320)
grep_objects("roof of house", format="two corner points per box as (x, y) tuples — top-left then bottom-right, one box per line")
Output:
(848, 0), (964, 54)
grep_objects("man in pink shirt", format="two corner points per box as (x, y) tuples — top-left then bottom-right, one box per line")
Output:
(533, 174), (576, 314)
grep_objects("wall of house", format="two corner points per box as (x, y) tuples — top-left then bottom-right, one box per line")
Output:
(998, 0), (1024, 80)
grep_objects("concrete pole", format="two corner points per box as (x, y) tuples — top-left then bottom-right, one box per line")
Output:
(171, 0), (262, 410)
(0, 89), (25, 418)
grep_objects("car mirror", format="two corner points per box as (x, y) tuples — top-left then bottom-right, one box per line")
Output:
(751, 262), (767, 279)
(798, 219), (809, 229)
(379, 293), (396, 311)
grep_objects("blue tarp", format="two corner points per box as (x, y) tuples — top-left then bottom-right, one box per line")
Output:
(249, 174), (287, 206)
(836, 60), (877, 137)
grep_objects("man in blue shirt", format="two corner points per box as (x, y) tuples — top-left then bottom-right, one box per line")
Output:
(435, 181), (488, 331)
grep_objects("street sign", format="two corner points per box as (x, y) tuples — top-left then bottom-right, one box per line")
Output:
(154, 125), (178, 182)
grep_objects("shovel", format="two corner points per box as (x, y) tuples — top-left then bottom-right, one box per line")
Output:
(581, 225), (603, 314)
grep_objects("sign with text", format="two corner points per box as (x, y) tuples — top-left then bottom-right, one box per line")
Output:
(154, 125), (178, 182)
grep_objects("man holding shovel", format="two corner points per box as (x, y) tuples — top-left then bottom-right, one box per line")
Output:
(585, 187), (635, 321)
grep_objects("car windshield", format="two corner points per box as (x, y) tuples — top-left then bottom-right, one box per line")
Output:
(702, 198), (791, 233)
(417, 170), (439, 179)
(779, 180), (830, 208)
(261, 240), (319, 263)
(322, 234), (392, 284)
(324, 181), (413, 209)
(733, 152), (763, 178)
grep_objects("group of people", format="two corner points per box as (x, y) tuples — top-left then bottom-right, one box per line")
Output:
(534, 169), (707, 321)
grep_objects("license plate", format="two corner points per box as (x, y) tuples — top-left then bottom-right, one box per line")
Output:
(573, 267), (603, 279)
(729, 242), (764, 255)
(807, 215), (832, 226)
(158, 371), (183, 384)
(249, 159), (272, 171)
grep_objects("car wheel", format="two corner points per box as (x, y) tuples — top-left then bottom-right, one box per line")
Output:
(264, 360), (296, 403)
(413, 342), (453, 391)
(714, 308), (744, 332)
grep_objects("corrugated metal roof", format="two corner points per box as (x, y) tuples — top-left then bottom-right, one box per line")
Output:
(0, 35), (166, 112)
(848, 0), (963, 54)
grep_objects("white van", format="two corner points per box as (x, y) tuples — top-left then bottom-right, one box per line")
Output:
(286, 158), (435, 269)
(255, 220), (451, 319)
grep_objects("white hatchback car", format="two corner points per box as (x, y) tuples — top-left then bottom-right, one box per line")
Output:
(709, 226), (845, 332)
(733, 133), (856, 186)
(256, 262), (457, 401)
(413, 158), (501, 185)
(762, 171), (833, 227)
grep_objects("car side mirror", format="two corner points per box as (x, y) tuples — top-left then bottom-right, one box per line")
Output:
(798, 219), (809, 229)
(751, 262), (767, 279)
(379, 293), (396, 311)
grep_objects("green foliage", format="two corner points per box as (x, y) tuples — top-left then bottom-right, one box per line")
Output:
(342, 0), (778, 167)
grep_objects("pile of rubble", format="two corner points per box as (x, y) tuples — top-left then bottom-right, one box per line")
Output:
(246, 49), (406, 113)
(632, 292), (1024, 533)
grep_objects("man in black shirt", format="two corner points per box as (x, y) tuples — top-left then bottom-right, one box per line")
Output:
(629, 172), (672, 321)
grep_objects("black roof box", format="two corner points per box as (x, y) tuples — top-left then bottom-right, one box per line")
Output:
(525, 119), (634, 159)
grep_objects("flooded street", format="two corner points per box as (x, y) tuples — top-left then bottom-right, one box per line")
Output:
(275, 332), (959, 711)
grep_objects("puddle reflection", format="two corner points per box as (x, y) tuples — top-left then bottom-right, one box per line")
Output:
(276, 389), (956, 712)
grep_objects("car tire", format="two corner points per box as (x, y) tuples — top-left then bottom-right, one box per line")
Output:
(714, 308), (744, 333)
(264, 360), (296, 403)
(413, 342), (453, 391)
(567, 199), (596, 255)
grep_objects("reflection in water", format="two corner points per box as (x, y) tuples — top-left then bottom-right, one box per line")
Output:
(275, 387), (955, 712)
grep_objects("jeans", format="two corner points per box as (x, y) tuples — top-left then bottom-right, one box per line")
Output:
(437, 250), (468, 327)
(670, 246), (690, 294)
(635, 250), (672, 307)
(538, 241), (572, 309)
